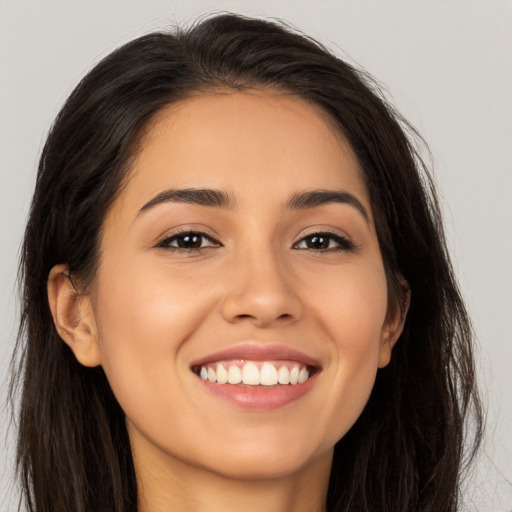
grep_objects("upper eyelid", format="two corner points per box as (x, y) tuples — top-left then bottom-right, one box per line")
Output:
(294, 227), (352, 242)
(155, 225), (220, 242)
(156, 229), (221, 248)
(153, 226), (354, 248)
(294, 232), (351, 245)
(292, 229), (357, 252)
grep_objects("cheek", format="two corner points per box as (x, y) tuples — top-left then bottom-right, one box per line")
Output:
(312, 259), (389, 349)
(335, 265), (388, 376)
(306, 262), (389, 437)
(95, 253), (211, 339)
(91, 258), (215, 406)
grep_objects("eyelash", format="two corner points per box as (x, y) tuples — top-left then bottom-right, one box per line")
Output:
(156, 230), (220, 251)
(293, 232), (355, 252)
(156, 230), (355, 253)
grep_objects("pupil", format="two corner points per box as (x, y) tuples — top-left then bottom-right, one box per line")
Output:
(309, 235), (328, 249)
(179, 234), (200, 248)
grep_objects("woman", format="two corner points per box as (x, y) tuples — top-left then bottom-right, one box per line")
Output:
(12, 13), (482, 512)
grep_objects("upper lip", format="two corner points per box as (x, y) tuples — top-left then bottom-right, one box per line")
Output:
(190, 343), (321, 369)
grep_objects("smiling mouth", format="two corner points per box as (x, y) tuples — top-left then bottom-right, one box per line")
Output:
(192, 360), (317, 386)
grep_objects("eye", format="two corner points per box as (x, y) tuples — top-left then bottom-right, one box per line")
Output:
(156, 231), (220, 251)
(294, 232), (354, 251)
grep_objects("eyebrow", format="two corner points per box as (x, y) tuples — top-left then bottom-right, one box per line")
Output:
(287, 189), (369, 223)
(137, 187), (369, 223)
(138, 188), (235, 214)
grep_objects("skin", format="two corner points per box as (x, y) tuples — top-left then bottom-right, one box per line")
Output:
(48, 90), (408, 512)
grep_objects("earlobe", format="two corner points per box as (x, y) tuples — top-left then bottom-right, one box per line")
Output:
(47, 264), (102, 367)
(378, 278), (411, 368)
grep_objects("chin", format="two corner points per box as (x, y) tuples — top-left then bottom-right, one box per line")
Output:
(205, 449), (329, 481)
(187, 431), (334, 482)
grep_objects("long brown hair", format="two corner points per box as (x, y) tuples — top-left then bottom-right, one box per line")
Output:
(11, 13), (482, 512)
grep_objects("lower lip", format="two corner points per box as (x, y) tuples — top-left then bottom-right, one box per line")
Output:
(196, 374), (317, 410)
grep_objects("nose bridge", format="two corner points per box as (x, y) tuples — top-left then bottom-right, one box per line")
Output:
(220, 239), (303, 326)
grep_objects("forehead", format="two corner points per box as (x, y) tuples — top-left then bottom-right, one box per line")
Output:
(115, 90), (370, 216)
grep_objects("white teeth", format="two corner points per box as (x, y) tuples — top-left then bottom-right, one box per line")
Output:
(260, 362), (278, 386)
(242, 362), (260, 385)
(227, 365), (242, 384)
(298, 367), (309, 383)
(198, 361), (312, 386)
(207, 367), (217, 383)
(277, 365), (290, 384)
(289, 365), (299, 385)
(216, 364), (228, 384)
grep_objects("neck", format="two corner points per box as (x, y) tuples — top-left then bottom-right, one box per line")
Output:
(132, 432), (331, 512)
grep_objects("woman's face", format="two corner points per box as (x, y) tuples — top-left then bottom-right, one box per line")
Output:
(85, 91), (402, 481)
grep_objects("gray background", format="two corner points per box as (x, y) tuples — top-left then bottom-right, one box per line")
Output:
(1, 1), (511, 510)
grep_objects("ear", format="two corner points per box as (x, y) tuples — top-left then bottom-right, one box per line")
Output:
(378, 276), (410, 368)
(47, 264), (102, 367)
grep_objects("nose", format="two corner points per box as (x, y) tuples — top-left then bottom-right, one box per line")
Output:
(220, 248), (304, 328)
